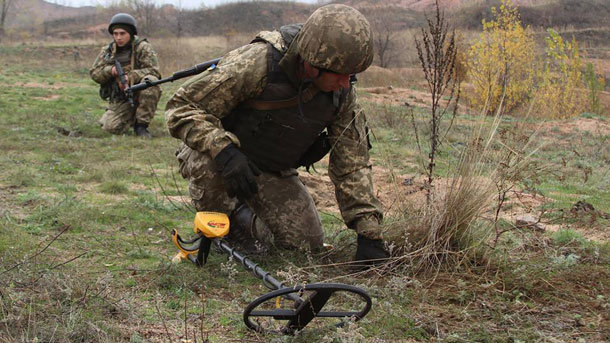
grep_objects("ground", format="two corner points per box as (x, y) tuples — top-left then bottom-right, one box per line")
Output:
(0, 40), (608, 343)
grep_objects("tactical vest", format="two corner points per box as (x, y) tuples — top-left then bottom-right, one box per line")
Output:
(99, 38), (145, 102)
(221, 26), (348, 172)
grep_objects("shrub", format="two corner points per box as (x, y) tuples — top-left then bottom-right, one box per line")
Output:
(534, 29), (586, 119)
(583, 62), (606, 115)
(466, 0), (536, 115)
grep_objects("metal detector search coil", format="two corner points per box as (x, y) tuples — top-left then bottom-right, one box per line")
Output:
(171, 211), (373, 335)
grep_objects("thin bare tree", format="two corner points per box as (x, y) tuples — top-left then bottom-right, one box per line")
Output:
(372, 16), (397, 68)
(414, 0), (461, 205)
(127, 0), (158, 36)
(0, 0), (15, 42)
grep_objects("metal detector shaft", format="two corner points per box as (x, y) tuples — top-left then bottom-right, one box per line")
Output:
(126, 57), (221, 93)
(213, 239), (302, 303)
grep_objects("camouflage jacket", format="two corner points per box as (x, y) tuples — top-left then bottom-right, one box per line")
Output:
(90, 36), (161, 86)
(165, 30), (383, 239)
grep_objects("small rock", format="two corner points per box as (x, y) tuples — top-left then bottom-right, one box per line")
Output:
(571, 200), (595, 214)
(55, 126), (82, 137)
(515, 214), (545, 232)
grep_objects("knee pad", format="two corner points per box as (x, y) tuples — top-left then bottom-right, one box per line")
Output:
(229, 203), (256, 240)
(226, 203), (270, 254)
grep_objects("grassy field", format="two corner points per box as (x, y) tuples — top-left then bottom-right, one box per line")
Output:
(0, 40), (609, 343)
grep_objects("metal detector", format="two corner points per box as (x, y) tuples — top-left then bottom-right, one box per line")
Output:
(171, 212), (372, 335)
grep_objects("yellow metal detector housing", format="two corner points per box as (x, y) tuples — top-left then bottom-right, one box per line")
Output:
(171, 212), (230, 263)
(194, 211), (230, 238)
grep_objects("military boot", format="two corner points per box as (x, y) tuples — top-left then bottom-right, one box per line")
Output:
(227, 204), (267, 255)
(134, 123), (151, 139)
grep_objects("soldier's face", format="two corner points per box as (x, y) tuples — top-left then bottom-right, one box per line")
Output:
(112, 28), (130, 47)
(314, 71), (351, 92)
(303, 62), (351, 92)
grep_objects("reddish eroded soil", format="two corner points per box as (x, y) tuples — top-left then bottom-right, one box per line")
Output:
(537, 117), (610, 136)
(300, 158), (608, 242)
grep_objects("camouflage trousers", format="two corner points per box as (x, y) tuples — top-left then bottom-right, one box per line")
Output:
(176, 144), (324, 251)
(99, 75), (162, 134)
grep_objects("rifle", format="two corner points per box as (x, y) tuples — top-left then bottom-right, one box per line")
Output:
(125, 57), (221, 95)
(114, 59), (134, 107)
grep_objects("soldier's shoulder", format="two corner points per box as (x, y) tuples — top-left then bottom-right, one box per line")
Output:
(221, 40), (268, 68)
(135, 37), (152, 48)
(253, 30), (285, 53)
(98, 41), (113, 52)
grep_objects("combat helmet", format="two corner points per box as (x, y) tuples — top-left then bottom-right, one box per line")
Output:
(108, 13), (138, 35)
(298, 4), (374, 75)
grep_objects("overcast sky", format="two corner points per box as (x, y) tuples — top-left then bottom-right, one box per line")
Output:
(55, 0), (321, 10)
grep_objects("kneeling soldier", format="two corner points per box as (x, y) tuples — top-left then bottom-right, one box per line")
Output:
(166, 5), (389, 266)
(90, 13), (161, 138)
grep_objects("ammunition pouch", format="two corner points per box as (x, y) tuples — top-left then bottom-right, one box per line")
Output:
(296, 131), (331, 169)
(99, 80), (126, 103)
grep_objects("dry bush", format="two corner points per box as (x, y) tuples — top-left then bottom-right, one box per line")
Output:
(382, 1), (498, 273)
(385, 116), (500, 272)
(414, 0), (461, 204)
(384, 100), (544, 273)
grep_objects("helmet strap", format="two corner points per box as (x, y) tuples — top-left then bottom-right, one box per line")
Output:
(297, 60), (321, 118)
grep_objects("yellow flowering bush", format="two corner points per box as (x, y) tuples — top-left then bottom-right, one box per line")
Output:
(466, 0), (536, 115)
(535, 29), (586, 119)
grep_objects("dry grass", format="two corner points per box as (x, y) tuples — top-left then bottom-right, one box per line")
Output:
(385, 112), (501, 272)
(144, 34), (254, 76)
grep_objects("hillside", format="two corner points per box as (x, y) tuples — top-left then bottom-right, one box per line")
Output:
(5, 0), (96, 30)
(3, 0), (609, 43)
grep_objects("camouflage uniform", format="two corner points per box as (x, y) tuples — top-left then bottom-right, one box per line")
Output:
(166, 7), (382, 251)
(90, 36), (162, 134)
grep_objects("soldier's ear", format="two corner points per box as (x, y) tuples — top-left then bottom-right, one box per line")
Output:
(302, 61), (320, 79)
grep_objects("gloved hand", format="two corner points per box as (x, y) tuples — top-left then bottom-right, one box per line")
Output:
(214, 144), (261, 200)
(355, 235), (389, 266)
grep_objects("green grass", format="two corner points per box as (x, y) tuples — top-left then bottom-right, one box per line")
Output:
(0, 44), (608, 343)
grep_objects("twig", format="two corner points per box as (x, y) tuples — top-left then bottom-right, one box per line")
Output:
(1, 224), (71, 275)
(184, 281), (188, 343)
(154, 295), (173, 343)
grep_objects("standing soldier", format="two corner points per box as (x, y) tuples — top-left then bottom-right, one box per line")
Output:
(90, 13), (161, 138)
(166, 4), (389, 266)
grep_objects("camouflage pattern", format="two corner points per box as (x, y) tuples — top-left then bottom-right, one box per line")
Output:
(165, 42), (267, 158)
(176, 144), (324, 250)
(166, 15), (383, 243)
(98, 78), (161, 133)
(90, 36), (161, 133)
(298, 4), (374, 75)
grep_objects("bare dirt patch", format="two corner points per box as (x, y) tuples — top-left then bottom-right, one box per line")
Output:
(361, 86), (430, 107)
(359, 84), (470, 114)
(538, 117), (610, 136)
(300, 161), (609, 242)
(0, 184), (28, 220)
(33, 94), (61, 101)
(13, 82), (75, 89)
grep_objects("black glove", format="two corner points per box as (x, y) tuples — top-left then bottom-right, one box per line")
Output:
(296, 132), (331, 171)
(214, 144), (261, 200)
(355, 235), (389, 266)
